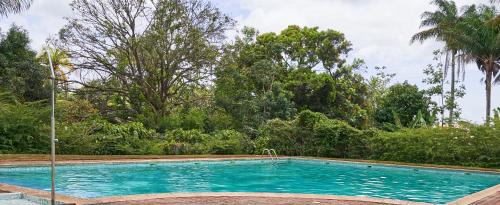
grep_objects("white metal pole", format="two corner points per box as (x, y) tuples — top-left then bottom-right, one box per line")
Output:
(47, 50), (56, 205)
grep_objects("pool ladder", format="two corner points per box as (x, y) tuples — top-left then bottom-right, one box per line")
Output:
(261, 148), (278, 160)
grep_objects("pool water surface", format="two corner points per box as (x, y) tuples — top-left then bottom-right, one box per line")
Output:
(0, 159), (499, 204)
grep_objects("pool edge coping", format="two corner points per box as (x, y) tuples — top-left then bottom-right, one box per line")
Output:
(87, 192), (433, 205)
(445, 184), (500, 205)
(0, 183), (432, 205)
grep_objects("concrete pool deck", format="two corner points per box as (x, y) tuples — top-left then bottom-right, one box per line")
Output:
(0, 155), (499, 205)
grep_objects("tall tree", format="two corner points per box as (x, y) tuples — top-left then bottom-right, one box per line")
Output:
(0, 25), (49, 101)
(59, 0), (234, 118)
(0, 0), (32, 17)
(215, 26), (369, 129)
(457, 5), (499, 124)
(411, 0), (463, 125)
(422, 50), (465, 126)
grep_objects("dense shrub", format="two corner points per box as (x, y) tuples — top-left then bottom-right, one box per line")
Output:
(0, 96), (50, 153)
(208, 130), (253, 154)
(167, 129), (208, 144)
(56, 100), (98, 123)
(255, 110), (500, 168)
(374, 83), (431, 127)
(369, 126), (500, 168)
(57, 120), (159, 155)
(296, 110), (328, 131)
(257, 119), (301, 155)
(257, 110), (364, 158)
(204, 108), (235, 132)
(161, 129), (209, 154)
(3, 99), (499, 169)
(159, 129), (251, 155)
(310, 119), (361, 157)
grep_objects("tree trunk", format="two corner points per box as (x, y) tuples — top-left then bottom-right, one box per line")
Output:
(485, 66), (492, 125)
(448, 51), (456, 126)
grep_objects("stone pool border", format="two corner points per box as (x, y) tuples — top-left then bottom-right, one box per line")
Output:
(0, 156), (499, 205)
(0, 183), (432, 205)
(446, 184), (500, 205)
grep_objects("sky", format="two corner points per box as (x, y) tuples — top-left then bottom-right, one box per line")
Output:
(0, 0), (498, 123)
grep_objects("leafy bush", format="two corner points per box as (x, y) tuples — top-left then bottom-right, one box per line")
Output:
(207, 130), (252, 154)
(204, 108), (235, 132)
(296, 110), (328, 131)
(160, 129), (209, 154)
(375, 83), (431, 127)
(182, 108), (207, 131)
(257, 119), (301, 155)
(56, 100), (98, 123)
(310, 119), (361, 157)
(167, 129), (208, 144)
(369, 126), (500, 168)
(0, 94), (50, 153)
(57, 120), (159, 155)
(257, 110), (366, 158)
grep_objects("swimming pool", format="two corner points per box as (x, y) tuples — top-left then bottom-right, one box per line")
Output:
(0, 159), (498, 204)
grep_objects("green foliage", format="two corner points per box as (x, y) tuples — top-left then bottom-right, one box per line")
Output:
(167, 129), (208, 144)
(286, 69), (335, 117)
(375, 82), (431, 128)
(258, 110), (365, 158)
(283, 59), (370, 127)
(422, 50), (466, 126)
(158, 129), (251, 155)
(456, 4), (499, 124)
(258, 119), (301, 155)
(182, 108), (207, 131)
(310, 119), (361, 158)
(204, 108), (235, 132)
(215, 25), (368, 133)
(208, 130), (253, 154)
(0, 91), (49, 153)
(159, 129), (208, 155)
(370, 126), (500, 168)
(57, 120), (159, 155)
(0, 25), (49, 101)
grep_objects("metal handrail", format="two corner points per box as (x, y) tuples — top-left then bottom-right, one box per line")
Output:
(261, 148), (278, 160)
(269, 149), (278, 160)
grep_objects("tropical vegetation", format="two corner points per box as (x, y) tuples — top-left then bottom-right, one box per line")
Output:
(0, 0), (499, 168)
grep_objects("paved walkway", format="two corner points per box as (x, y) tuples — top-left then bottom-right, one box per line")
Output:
(470, 191), (500, 205)
(95, 196), (389, 205)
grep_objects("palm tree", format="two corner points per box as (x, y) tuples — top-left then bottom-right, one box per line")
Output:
(0, 0), (32, 17)
(457, 5), (499, 124)
(37, 46), (74, 99)
(411, 0), (463, 126)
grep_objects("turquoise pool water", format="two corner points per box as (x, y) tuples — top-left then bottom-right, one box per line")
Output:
(0, 159), (499, 204)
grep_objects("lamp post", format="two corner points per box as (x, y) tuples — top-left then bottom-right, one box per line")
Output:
(47, 50), (57, 205)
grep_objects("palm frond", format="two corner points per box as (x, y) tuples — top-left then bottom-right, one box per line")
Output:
(410, 28), (441, 44)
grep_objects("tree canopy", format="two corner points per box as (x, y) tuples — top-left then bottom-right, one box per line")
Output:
(0, 25), (49, 101)
(59, 0), (235, 118)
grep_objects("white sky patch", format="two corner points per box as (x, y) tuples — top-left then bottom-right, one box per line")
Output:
(1, 0), (498, 123)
